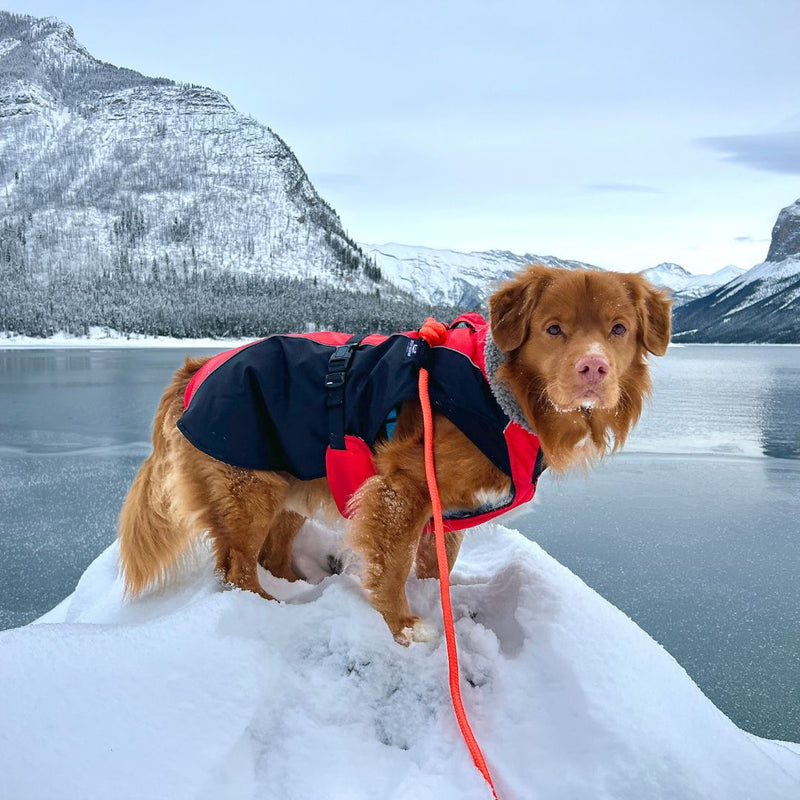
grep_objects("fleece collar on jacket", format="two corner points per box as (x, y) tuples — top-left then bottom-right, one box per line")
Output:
(482, 326), (535, 435)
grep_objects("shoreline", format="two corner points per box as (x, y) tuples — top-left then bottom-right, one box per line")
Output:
(2, 332), (799, 349)
(0, 330), (257, 350)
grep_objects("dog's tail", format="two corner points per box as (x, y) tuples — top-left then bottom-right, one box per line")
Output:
(118, 357), (208, 597)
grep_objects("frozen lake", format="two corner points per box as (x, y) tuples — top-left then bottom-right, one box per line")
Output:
(0, 344), (798, 740)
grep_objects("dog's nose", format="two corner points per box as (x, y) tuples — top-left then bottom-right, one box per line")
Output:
(575, 355), (609, 384)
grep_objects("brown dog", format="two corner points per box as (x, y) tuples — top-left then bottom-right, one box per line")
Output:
(119, 265), (671, 644)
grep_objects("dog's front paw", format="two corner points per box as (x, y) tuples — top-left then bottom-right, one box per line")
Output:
(393, 617), (436, 646)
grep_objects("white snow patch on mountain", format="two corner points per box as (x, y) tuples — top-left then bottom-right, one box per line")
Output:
(1, 522), (797, 800)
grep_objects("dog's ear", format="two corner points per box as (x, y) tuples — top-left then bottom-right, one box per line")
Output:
(625, 275), (672, 356)
(489, 264), (551, 351)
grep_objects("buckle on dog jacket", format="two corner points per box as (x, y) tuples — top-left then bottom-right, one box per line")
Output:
(325, 335), (364, 450)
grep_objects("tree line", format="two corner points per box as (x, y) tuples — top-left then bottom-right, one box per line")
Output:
(0, 268), (461, 339)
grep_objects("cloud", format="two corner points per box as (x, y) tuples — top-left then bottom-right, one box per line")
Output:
(587, 183), (662, 194)
(698, 131), (800, 174)
(312, 172), (361, 187)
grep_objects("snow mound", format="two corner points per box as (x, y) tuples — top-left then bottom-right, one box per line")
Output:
(0, 523), (797, 800)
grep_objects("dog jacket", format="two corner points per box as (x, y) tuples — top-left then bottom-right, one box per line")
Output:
(177, 313), (545, 531)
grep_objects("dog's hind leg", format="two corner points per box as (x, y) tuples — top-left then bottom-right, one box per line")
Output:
(258, 510), (304, 582)
(210, 468), (290, 599)
(349, 474), (431, 645)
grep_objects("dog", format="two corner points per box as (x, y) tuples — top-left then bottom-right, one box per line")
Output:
(119, 264), (671, 644)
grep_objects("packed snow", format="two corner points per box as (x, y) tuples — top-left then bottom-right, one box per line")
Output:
(1, 520), (797, 800)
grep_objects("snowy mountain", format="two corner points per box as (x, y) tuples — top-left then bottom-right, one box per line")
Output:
(362, 242), (603, 307)
(641, 262), (745, 306)
(0, 12), (383, 286)
(0, 12), (443, 338)
(673, 199), (800, 343)
(364, 243), (746, 310)
(1, 522), (798, 799)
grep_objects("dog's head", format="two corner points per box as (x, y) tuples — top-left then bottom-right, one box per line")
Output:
(489, 264), (671, 470)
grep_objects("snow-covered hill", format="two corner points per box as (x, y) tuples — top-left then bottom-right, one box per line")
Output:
(674, 199), (800, 342)
(362, 243), (604, 307)
(0, 12), (382, 293)
(1, 522), (797, 800)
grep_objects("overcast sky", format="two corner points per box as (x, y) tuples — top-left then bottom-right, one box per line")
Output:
(4, 0), (800, 273)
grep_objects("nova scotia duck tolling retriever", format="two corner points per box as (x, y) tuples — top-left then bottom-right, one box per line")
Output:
(119, 264), (671, 644)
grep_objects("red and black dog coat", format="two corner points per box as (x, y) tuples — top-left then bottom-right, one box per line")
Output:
(177, 313), (544, 531)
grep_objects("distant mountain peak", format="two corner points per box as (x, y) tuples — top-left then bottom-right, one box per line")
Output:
(766, 197), (800, 263)
(710, 264), (746, 280)
(650, 262), (691, 276)
(0, 10), (174, 117)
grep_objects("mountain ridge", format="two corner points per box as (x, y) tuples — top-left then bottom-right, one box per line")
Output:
(365, 242), (748, 309)
(362, 242), (607, 307)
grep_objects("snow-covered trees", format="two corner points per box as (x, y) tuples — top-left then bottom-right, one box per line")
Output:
(0, 265), (454, 338)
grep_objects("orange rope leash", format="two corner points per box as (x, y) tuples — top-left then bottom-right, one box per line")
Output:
(417, 319), (499, 800)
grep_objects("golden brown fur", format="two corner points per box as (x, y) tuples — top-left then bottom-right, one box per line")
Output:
(119, 265), (671, 644)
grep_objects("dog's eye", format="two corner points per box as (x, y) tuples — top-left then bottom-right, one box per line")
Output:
(546, 324), (563, 337)
(611, 323), (627, 336)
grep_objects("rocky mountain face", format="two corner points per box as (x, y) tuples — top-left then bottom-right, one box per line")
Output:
(673, 198), (800, 343)
(0, 12), (440, 338)
(766, 199), (800, 263)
